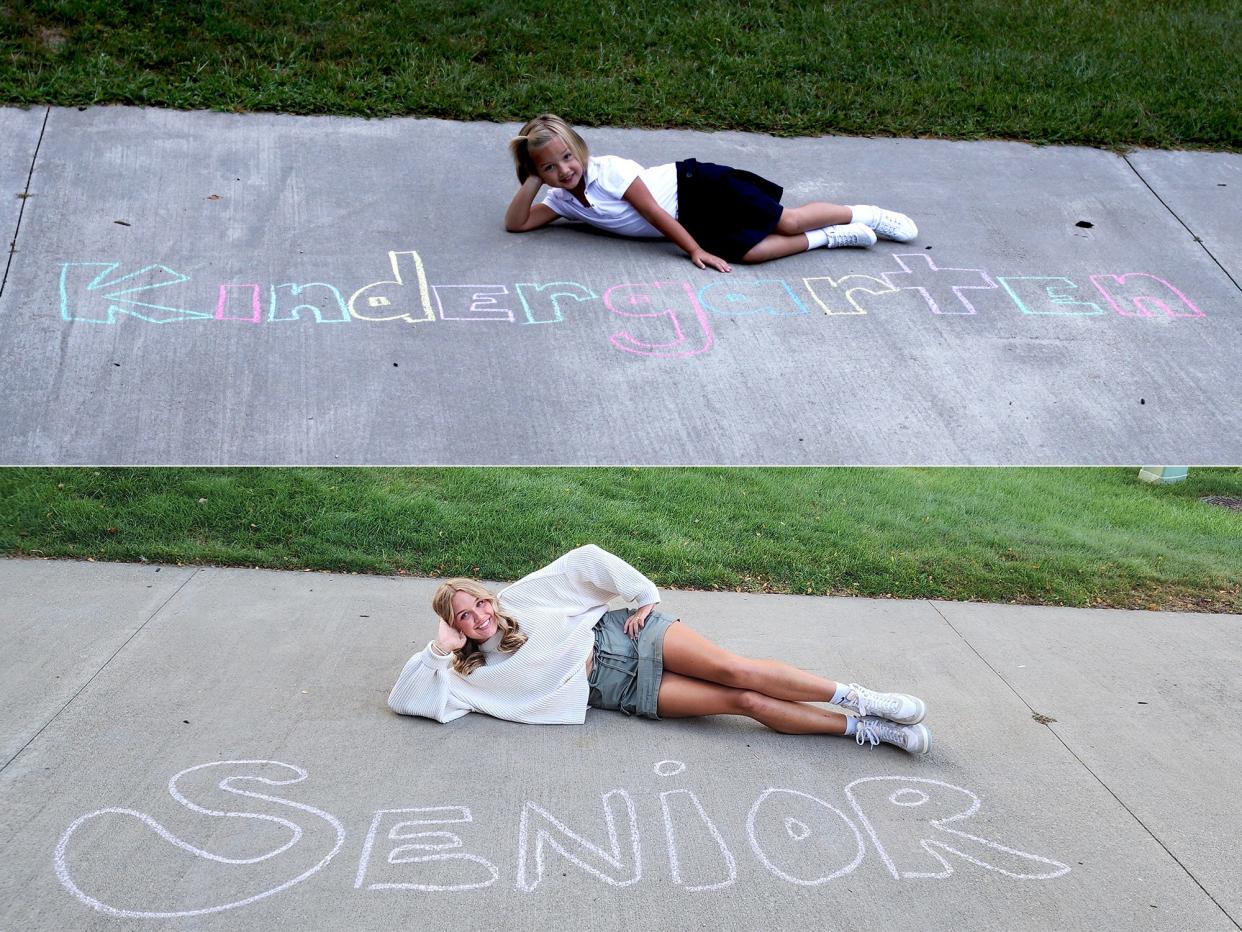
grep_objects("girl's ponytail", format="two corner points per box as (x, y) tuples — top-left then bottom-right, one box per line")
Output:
(508, 133), (533, 183)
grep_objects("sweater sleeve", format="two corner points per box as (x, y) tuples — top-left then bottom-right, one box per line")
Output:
(534, 544), (660, 608)
(387, 641), (473, 723)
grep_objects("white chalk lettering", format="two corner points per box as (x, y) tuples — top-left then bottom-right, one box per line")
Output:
(660, 789), (737, 891)
(515, 790), (641, 892)
(746, 788), (865, 885)
(55, 760), (1070, 918)
(845, 776), (1071, 879)
(54, 760), (345, 918)
(355, 807), (499, 891)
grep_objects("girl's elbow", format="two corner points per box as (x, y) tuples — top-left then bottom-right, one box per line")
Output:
(388, 693), (412, 715)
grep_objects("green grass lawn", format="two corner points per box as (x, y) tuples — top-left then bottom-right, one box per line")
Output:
(2, 467), (1238, 612)
(2, 1), (1239, 150)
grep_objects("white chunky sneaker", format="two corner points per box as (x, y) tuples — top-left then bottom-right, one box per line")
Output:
(851, 204), (918, 242)
(855, 717), (932, 755)
(822, 222), (877, 249)
(837, 683), (926, 724)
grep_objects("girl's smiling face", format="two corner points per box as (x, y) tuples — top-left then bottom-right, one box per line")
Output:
(530, 137), (584, 191)
(449, 590), (497, 641)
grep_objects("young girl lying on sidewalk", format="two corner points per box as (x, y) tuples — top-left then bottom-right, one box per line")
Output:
(504, 114), (918, 273)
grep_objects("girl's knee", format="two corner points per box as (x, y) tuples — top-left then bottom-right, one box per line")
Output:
(775, 207), (803, 235)
(733, 688), (771, 717)
(709, 655), (758, 689)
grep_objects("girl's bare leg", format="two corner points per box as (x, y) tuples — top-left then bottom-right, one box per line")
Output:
(741, 233), (811, 263)
(775, 203), (852, 233)
(657, 671), (849, 735)
(661, 621), (839, 702)
(740, 203), (860, 262)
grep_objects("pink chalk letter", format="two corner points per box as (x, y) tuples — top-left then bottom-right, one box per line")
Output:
(1089, 273), (1203, 319)
(603, 281), (713, 357)
(215, 284), (261, 323)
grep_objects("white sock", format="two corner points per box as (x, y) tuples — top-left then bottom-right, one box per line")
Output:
(805, 228), (828, 250)
(849, 204), (876, 226)
(843, 718), (858, 736)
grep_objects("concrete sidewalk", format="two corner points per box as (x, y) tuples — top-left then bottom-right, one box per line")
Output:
(2, 556), (1238, 930)
(0, 106), (1239, 465)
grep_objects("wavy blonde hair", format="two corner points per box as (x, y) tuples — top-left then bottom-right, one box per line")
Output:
(432, 578), (528, 675)
(508, 113), (590, 183)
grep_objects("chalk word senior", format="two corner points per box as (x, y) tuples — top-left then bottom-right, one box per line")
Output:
(58, 249), (1204, 358)
(54, 759), (1070, 919)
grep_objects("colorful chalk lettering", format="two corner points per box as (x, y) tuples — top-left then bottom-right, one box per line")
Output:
(515, 281), (599, 324)
(996, 277), (1103, 316)
(59, 262), (205, 324)
(603, 281), (714, 357)
(1089, 273), (1204, 319)
(697, 279), (807, 317)
(269, 282), (350, 323)
(432, 285), (514, 322)
(215, 284), (262, 323)
(882, 254), (998, 315)
(54, 250), (1206, 361)
(348, 250), (435, 324)
(802, 274), (899, 316)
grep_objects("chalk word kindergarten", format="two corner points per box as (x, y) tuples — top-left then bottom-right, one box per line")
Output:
(55, 759), (1069, 919)
(58, 250), (1203, 358)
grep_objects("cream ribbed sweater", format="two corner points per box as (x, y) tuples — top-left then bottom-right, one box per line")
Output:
(387, 545), (661, 724)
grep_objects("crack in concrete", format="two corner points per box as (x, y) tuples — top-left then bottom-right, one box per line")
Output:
(0, 565), (203, 775)
(0, 106), (50, 301)
(1122, 152), (1242, 295)
(929, 599), (1241, 930)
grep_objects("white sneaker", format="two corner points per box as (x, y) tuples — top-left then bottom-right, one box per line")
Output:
(836, 683), (926, 724)
(822, 222), (877, 249)
(851, 205), (918, 242)
(855, 717), (932, 755)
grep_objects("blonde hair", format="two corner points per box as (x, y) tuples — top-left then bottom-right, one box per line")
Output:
(508, 114), (590, 183)
(432, 578), (528, 675)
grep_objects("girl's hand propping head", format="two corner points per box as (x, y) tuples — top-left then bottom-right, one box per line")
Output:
(436, 618), (468, 652)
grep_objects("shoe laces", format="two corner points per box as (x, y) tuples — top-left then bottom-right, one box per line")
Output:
(855, 718), (905, 749)
(845, 683), (898, 719)
(873, 212), (902, 236)
(830, 227), (868, 247)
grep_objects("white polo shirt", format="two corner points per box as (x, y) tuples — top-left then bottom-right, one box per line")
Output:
(541, 155), (678, 238)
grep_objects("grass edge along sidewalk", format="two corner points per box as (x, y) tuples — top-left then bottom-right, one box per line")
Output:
(0, 1), (1239, 151)
(1, 467), (1239, 614)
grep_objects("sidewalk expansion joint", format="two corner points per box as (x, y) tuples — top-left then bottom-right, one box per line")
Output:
(1123, 153), (1242, 295)
(928, 600), (1241, 930)
(0, 105), (50, 301)
(0, 565), (203, 776)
